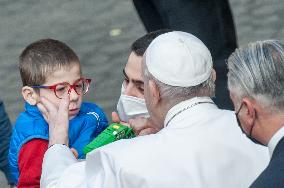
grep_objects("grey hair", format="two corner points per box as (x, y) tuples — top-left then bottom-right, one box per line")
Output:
(144, 65), (215, 101)
(227, 40), (284, 112)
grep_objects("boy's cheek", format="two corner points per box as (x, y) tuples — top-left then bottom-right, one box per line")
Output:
(34, 95), (42, 105)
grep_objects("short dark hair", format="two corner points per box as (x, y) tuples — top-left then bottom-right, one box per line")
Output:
(19, 39), (80, 86)
(131, 29), (173, 56)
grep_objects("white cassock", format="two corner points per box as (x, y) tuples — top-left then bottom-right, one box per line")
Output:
(41, 97), (269, 188)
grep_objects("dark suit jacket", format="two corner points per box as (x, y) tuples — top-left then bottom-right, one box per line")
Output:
(250, 137), (284, 187)
(132, 0), (236, 110)
(0, 100), (13, 184)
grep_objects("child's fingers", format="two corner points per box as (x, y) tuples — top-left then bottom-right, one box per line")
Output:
(60, 93), (70, 109)
(37, 102), (49, 121)
(37, 102), (48, 116)
(38, 97), (58, 123)
(70, 148), (78, 159)
(39, 96), (57, 113)
(58, 93), (70, 120)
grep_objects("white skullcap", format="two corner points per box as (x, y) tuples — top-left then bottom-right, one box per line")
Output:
(145, 31), (213, 87)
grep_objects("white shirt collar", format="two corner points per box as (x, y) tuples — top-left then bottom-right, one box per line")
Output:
(164, 97), (214, 127)
(268, 126), (284, 158)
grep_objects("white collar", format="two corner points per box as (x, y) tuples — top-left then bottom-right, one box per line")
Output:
(164, 97), (214, 127)
(268, 126), (284, 158)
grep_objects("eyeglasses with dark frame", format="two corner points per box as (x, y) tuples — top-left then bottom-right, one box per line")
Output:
(30, 78), (91, 99)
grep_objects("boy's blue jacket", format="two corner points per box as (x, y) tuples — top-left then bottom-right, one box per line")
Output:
(8, 102), (108, 183)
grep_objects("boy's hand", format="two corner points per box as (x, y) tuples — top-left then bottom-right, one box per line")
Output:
(37, 94), (70, 147)
(70, 148), (78, 159)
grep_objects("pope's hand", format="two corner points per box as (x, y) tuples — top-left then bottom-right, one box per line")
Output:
(37, 94), (70, 147)
(129, 117), (159, 136)
(111, 111), (158, 136)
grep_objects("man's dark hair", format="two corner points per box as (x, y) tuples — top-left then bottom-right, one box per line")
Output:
(131, 29), (173, 56)
(19, 39), (80, 86)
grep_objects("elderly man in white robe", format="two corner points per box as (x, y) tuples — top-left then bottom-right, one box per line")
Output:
(38, 31), (269, 188)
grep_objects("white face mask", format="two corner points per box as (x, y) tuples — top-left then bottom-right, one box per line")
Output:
(117, 85), (149, 122)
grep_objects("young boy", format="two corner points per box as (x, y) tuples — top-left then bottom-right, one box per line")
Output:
(8, 39), (108, 187)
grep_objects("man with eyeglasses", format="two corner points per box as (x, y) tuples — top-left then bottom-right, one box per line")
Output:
(8, 39), (108, 188)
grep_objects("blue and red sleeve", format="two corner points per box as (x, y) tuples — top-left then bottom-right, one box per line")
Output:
(17, 139), (48, 188)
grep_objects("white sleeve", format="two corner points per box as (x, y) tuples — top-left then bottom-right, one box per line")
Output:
(85, 148), (140, 188)
(40, 144), (79, 188)
(85, 150), (118, 188)
(41, 143), (138, 188)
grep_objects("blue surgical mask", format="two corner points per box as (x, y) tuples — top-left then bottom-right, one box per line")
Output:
(235, 103), (264, 146)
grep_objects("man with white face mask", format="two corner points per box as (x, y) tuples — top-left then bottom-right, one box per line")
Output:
(116, 84), (149, 122)
(227, 40), (284, 187)
(113, 29), (172, 135)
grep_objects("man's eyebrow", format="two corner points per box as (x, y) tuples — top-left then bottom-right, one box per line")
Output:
(123, 69), (129, 80)
(123, 69), (144, 85)
(133, 80), (144, 86)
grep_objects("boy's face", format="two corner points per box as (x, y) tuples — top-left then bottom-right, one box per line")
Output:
(36, 63), (83, 119)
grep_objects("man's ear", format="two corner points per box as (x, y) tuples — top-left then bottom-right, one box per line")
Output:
(148, 80), (160, 106)
(212, 69), (216, 82)
(22, 86), (39, 105)
(242, 97), (256, 127)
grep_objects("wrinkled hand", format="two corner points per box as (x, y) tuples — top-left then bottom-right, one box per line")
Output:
(129, 117), (159, 136)
(37, 94), (70, 147)
(111, 111), (158, 136)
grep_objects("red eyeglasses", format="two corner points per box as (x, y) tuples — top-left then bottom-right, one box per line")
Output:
(31, 78), (91, 99)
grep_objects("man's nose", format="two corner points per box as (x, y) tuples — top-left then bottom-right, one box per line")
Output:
(124, 83), (139, 97)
